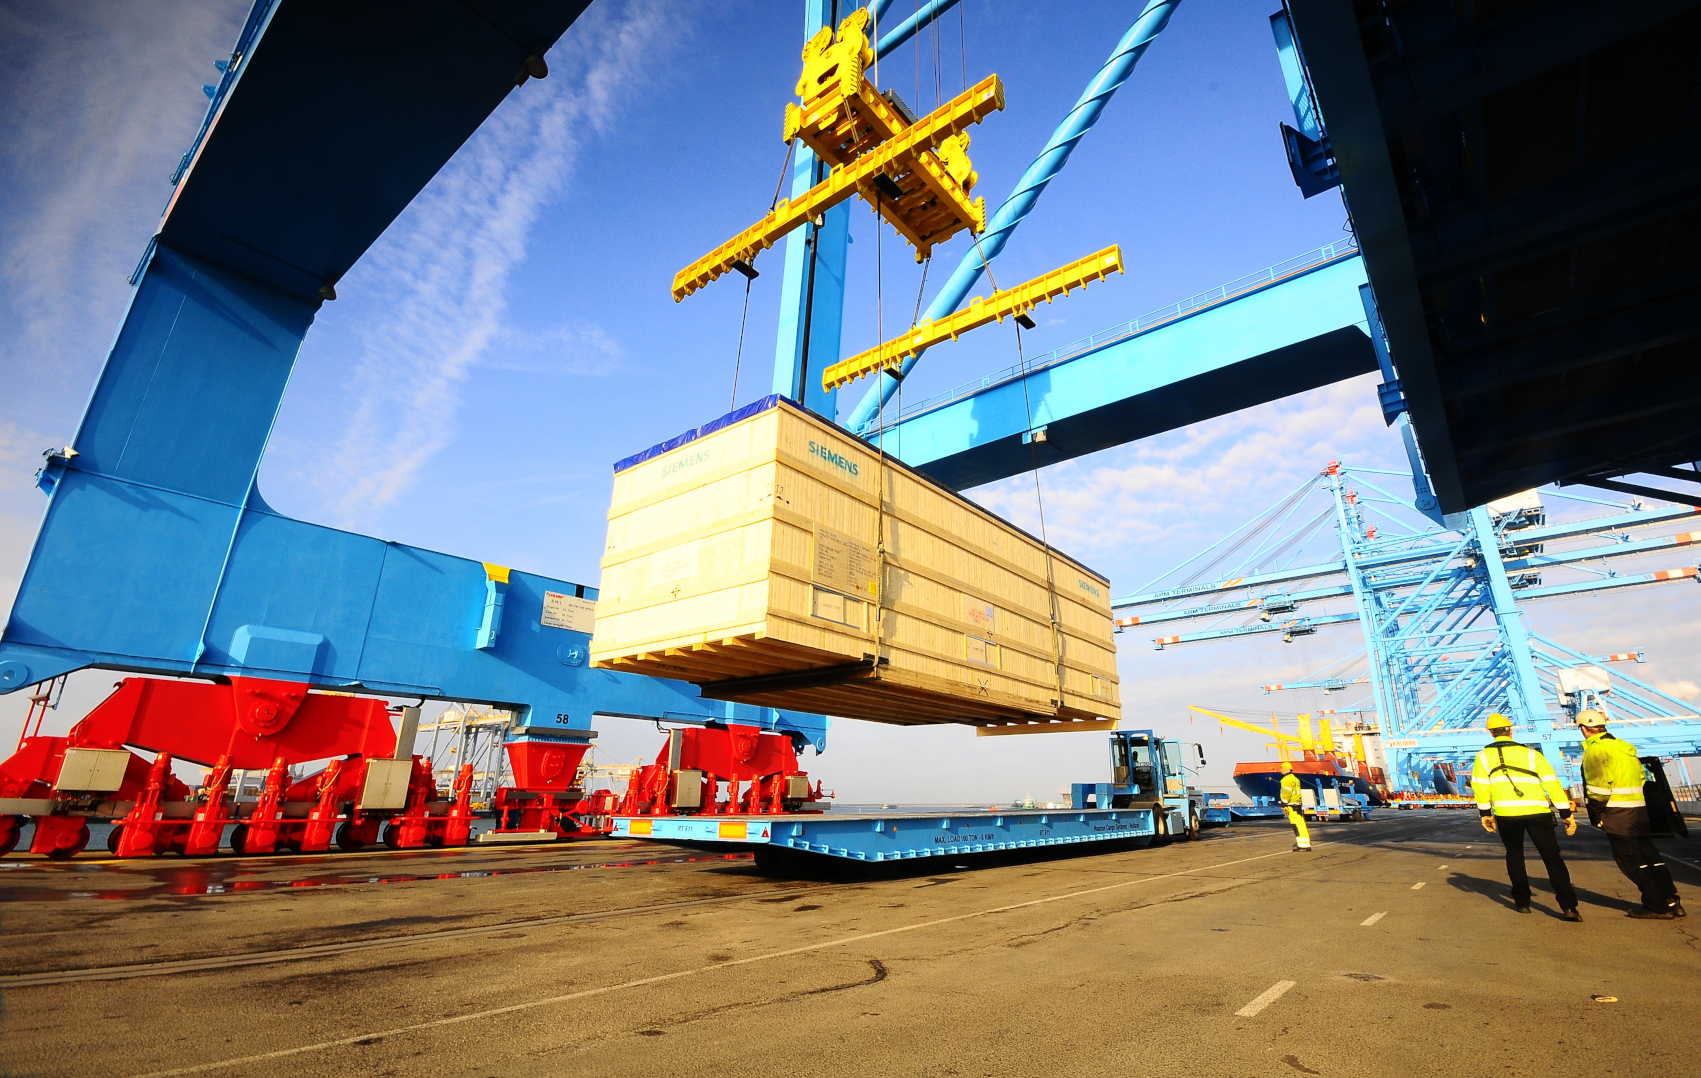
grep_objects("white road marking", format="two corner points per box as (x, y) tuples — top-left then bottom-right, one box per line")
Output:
(1411, 881), (1426, 890)
(1236, 980), (1298, 1017)
(1360, 911), (1387, 926)
(1437, 864), (1449, 870)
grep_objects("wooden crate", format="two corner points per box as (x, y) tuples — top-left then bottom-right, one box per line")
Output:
(589, 396), (1120, 729)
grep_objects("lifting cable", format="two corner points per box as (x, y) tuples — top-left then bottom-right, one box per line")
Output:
(873, 186), (891, 668)
(730, 139), (801, 409)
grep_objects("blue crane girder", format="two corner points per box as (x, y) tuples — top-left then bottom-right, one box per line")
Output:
(873, 251), (1377, 490)
(0, 0), (829, 752)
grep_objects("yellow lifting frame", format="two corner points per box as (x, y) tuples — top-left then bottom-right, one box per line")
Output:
(820, 245), (1125, 390)
(671, 75), (1004, 302)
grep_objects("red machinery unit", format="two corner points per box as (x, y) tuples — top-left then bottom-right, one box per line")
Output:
(617, 724), (826, 818)
(486, 737), (618, 841)
(0, 676), (474, 858)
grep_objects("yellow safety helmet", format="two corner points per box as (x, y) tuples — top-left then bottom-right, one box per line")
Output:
(1577, 709), (1607, 729)
(1280, 760), (1294, 773)
(1485, 713), (1514, 733)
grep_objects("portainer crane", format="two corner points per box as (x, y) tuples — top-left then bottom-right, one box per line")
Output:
(1115, 461), (1701, 793)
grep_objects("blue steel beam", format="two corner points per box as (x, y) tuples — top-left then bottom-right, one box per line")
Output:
(0, 2), (829, 751)
(846, 0), (1185, 432)
(880, 252), (1376, 490)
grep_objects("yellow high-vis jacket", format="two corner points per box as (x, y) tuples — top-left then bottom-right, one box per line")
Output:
(1470, 736), (1570, 818)
(1279, 772), (1302, 807)
(1581, 732), (1646, 809)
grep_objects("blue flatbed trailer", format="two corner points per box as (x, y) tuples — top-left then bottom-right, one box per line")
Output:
(611, 805), (1158, 866)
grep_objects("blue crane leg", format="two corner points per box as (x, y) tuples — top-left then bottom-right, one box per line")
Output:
(846, 0), (1185, 433)
(0, 1), (828, 752)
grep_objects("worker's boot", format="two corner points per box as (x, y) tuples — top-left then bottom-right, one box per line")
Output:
(1514, 904), (1532, 914)
(1561, 908), (1582, 922)
(1627, 907), (1674, 919)
(1669, 902), (1686, 918)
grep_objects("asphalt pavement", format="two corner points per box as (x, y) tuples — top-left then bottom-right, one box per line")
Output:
(1, 811), (1696, 1077)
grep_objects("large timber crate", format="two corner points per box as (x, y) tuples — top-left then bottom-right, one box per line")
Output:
(589, 396), (1120, 730)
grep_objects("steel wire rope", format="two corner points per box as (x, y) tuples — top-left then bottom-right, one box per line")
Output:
(730, 140), (802, 409)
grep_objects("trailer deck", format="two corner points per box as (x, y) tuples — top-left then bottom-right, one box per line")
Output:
(613, 806), (1157, 862)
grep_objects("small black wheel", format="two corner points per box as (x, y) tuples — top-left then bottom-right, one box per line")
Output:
(106, 824), (125, 855)
(228, 823), (250, 855)
(335, 821), (366, 852)
(1351, 809), (1366, 822)
(1185, 806), (1201, 842)
(1152, 804), (1169, 843)
(381, 823), (401, 849)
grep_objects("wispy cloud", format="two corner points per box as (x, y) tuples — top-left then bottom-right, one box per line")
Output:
(306, 1), (685, 528)
(0, 2), (245, 400)
(969, 374), (1396, 567)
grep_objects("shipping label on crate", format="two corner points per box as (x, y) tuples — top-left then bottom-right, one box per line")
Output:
(650, 540), (702, 587)
(965, 634), (1000, 668)
(813, 525), (877, 597)
(541, 591), (597, 633)
(964, 599), (997, 635)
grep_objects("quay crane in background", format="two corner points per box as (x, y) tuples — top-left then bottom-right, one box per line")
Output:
(1116, 461), (1701, 793)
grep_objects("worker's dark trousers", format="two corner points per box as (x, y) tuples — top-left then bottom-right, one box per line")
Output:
(1496, 815), (1577, 910)
(1606, 833), (1680, 911)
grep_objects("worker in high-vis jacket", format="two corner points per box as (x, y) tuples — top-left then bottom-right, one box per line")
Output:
(1279, 762), (1311, 852)
(1470, 712), (1581, 920)
(1579, 710), (1685, 919)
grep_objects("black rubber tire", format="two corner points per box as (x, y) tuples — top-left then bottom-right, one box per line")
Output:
(106, 824), (124, 855)
(335, 822), (366, 853)
(1351, 809), (1366, 822)
(228, 823), (250, 855)
(1152, 803), (1169, 843)
(1185, 806), (1201, 842)
(0, 822), (17, 858)
(382, 823), (401, 849)
(45, 824), (90, 860)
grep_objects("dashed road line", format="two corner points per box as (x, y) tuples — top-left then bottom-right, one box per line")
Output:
(1236, 980), (1297, 1017)
(1411, 881), (1426, 890)
(1360, 911), (1387, 926)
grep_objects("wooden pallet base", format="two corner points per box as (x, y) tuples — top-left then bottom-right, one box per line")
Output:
(594, 632), (1111, 728)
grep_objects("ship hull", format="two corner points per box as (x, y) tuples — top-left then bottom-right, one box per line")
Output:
(1233, 760), (1382, 805)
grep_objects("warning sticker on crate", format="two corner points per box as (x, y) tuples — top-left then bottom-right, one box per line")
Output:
(813, 525), (877, 596)
(541, 592), (597, 633)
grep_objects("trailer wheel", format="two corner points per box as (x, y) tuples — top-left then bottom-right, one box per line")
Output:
(106, 825), (124, 855)
(1351, 809), (1366, 822)
(45, 823), (89, 860)
(1152, 804), (1169, 843)
(0, 818), (18, 857)
(335, 822), (367, 852)
(228, 823), (250, 855)
(1184, 806), (1200, 842)
(381, 823), (401, 849)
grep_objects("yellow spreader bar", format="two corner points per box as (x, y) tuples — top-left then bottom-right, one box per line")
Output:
(821, 245), (1125, 390)
(671, 75), (1005, 302)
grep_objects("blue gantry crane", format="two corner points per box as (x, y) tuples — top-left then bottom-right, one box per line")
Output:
(1112, 461), (1701, 791)
(5, 0), (1695, 863)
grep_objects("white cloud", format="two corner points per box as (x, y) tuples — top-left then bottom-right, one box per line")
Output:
(302, 1), (685, 529)
(1657, 680), (1699, 701)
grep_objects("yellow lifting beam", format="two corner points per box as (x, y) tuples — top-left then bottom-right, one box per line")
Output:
(820, 245), (1124, 390)
(672, 74), (1003, 302)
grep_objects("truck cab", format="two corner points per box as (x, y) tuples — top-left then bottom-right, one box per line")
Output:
(1071, 729), (1214, 841)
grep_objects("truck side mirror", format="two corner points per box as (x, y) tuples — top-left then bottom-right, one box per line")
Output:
(1195, 744), (1207, 766)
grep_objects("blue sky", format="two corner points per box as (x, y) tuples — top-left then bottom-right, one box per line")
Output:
(2, 1), (1697, 801)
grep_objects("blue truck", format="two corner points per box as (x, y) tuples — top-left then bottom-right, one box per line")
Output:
(611, 728), (1230, 870)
